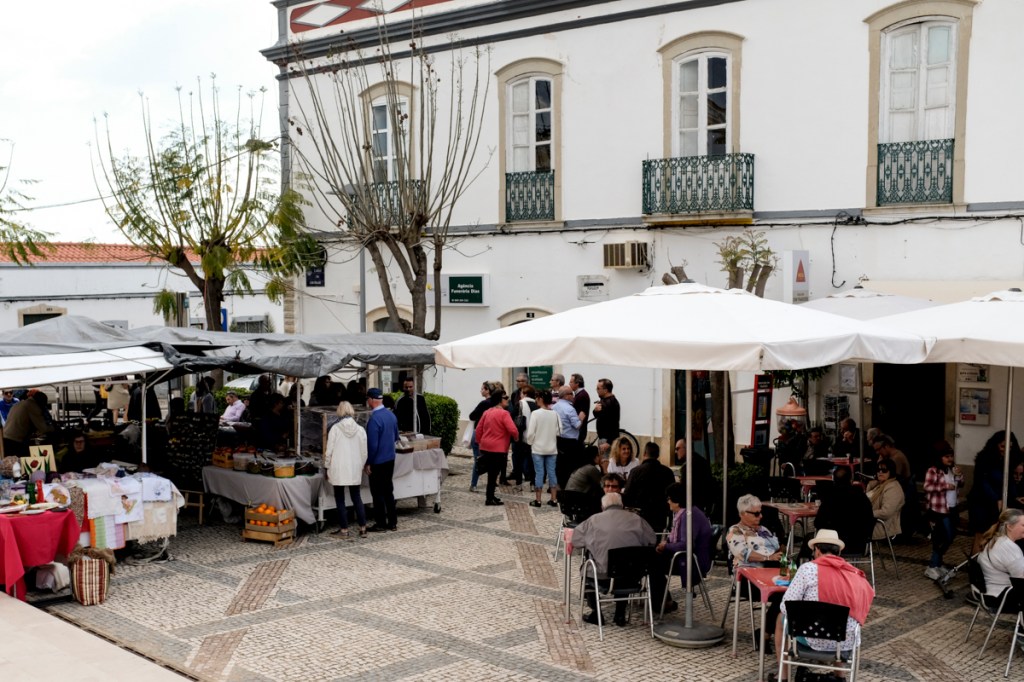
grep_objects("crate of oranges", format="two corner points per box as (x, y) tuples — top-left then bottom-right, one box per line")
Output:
(242, 503), (296, 546)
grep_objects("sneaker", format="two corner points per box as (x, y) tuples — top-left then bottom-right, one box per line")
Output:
(546, 500), (558, 507)
(485, 498), (504, 506)
(529, 500), (542, 508)
(924, 566), (944, 580)
(582, 611), (600, 625)
(470, 486), (478, 493)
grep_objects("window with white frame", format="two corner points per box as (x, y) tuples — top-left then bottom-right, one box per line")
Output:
(880, 20), (956, 143)
(370, 96), (409, 182)
(508, 76), (553, 172)
(673, 52), (730, 157)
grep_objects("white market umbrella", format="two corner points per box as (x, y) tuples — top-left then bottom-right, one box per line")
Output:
(879, 289), (1024, 508)
(435, 282), (932, 371)
(801, 285), (938, 320)
(436, 282), (932, 640)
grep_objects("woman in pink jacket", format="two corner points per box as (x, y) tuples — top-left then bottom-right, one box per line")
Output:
(474, 390), (519, 506)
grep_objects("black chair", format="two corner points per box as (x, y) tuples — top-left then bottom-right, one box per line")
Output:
(768, 477), (803, 503)
(777, 600), (860, 681)
(579, 545), (656, 641)
(965, 555), (1014, 658)
(553, 490), (598, 558)
(1003, 577), (1024, 677)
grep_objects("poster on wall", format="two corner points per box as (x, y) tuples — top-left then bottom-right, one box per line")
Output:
(957, 363), (990, 383)
(959, 387), (991, 426)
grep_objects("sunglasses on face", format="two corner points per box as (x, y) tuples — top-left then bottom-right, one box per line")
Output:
(747, 510), (763, 517)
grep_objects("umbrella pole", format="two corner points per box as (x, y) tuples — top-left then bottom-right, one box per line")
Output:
(722, 372), (730, 530)
(653, 370), (724, 648)
(858, 363), (865, 477)
(1004, 367), (1014, 512)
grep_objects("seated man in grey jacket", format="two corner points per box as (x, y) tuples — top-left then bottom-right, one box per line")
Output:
(572, 492), (658, 626)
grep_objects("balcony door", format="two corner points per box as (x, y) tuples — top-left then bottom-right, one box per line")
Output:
(672, 53), (730, 157)
(880, 20), (956, 144)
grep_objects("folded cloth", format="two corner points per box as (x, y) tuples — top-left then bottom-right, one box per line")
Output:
(111, 477), (144, 524)
(72, 479), (123, 519)
(135, 473), (172, 502)
(126, 501), (179, 542)
(89, 516), (126, 550)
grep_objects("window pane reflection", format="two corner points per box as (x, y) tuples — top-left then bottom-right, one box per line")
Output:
(708, 57), (727, 89)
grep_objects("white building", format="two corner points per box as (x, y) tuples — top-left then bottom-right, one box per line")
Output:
(264, 0), (1024, 467)
(0, 243), (284, 333)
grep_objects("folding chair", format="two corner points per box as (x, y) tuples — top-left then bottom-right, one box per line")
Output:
(1003, 577), (1024, 677)
(871, 518), (900, 579)
(660, 551), (714, 620)
(965, 555), (1013, 658)
(844, 540), (876, 589)
(579, 545), (656, 641)
(777, 600), (860, 682)
(553, 490), (598, 559)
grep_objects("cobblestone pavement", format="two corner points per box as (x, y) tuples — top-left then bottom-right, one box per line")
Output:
(42, 456), (1017, 681)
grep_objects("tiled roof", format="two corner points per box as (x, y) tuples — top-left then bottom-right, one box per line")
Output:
(0, 243), (201, 265)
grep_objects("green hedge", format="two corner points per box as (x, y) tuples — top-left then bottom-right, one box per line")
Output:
(390, 391), (458, 456)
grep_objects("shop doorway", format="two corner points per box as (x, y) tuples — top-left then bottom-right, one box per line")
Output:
(871, 363), (946, 477)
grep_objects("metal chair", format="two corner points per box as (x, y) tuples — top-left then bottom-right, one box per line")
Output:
(660, 550), (714, 620)
(553, 490), (597, 559)
(777, 600), (861, 682)
(1002, 577), (1024, 677)
(871, 518), (900, 579)
(844, 539), (876, 589)
(965, 555), (1013, 658)
(719, 560), (760, 650)
(579, 545), (656, 641)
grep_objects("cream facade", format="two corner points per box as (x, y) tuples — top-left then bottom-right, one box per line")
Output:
(266, 0), (1024, 464)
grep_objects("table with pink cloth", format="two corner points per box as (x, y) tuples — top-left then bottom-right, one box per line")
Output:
(732, 566), (789, 682)
(0, 510), (80, 600)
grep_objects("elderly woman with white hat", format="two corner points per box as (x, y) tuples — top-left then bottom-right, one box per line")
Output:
(771, 528), (876, 680)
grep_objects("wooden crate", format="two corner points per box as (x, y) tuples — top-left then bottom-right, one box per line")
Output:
(242, 507), (296, 546)
(212, 450), (234, 468)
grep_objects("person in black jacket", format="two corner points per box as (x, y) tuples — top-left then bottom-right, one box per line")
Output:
(622, 442), (677, 533)
(804, 465), (874, 558)
(592, 378), (621, 445)
(396, 378), (431, 435)
(675, 438), (715, 514)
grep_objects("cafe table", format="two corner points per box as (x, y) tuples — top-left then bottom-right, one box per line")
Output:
(763, 501), (819, 556)
(0, 509), (80, 600)
(732, 566), (789, 682)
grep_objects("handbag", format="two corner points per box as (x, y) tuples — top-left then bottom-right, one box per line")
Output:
(460, 422), (475, 447)
(71, 556), (110, 605)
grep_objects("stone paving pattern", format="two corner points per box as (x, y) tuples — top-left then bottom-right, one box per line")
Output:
(42, 454), (1024, 681)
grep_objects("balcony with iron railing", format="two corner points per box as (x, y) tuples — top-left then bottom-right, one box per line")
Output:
(505, 171), (555, 222)
(642, 153), (754, 216)
(876, 139), (953, 206)
(358, 179), (427, 224)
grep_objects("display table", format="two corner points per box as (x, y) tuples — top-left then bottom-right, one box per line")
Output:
(0, 510), (80, 600)
(731, 566), (789, 682)
(202, 448), (449, 526)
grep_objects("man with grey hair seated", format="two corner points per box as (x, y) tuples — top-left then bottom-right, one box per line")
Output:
(571, 492), (658, 626)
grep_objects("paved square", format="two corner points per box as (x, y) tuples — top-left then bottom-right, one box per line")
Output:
(42, 455), (1016, 681)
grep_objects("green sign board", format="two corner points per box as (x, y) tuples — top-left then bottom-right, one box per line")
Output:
(448, 276), (484, 304)
(527, 366), (553, 389)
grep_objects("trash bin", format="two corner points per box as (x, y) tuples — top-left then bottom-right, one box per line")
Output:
(740, 446), (775, 474)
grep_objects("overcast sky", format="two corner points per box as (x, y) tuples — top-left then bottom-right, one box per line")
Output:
(0, 0), (282, 243)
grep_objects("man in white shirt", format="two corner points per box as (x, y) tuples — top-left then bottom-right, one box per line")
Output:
(221, 391), (246, 424)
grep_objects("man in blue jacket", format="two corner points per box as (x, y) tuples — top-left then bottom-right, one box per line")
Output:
(366, 387), (400, 532)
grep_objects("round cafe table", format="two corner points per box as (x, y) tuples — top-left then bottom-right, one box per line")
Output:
(0, 509), (80, 600)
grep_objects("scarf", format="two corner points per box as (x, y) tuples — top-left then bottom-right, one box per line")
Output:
(814, 554), (874, 624)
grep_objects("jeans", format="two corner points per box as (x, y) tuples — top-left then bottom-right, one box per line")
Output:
(369, 459), (397, 528)
(470, 435), (481, 487)
(929, 511), (956, 567)
(333, 484), (367, 529)
(533, 453), (557, 490)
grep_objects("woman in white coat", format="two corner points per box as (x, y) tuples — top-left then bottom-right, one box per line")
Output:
(324, 401), (368, 538)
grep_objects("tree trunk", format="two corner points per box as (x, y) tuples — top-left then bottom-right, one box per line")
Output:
(709, 371), (735, 467)
(366, 241), (407, 333)
(745, 263), (762, 292)
(754, 265), (773, 298)
(728, 267), (744, 290)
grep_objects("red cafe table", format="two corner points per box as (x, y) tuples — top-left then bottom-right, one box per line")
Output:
(732, 566), (789, 682)
(0, 510), (81, 600)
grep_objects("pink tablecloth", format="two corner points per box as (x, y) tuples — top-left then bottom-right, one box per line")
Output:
(0, 510), (80, 600)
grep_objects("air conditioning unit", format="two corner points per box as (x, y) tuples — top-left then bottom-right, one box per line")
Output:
(603, 241), (650, 270)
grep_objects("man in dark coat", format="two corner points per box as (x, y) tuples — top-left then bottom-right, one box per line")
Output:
(623, 442), (677, 534)
(396, 378), (431, 435)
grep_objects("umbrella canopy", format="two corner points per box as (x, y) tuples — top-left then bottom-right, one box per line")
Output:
(801, 286), (938, 320)
(877, 289), (1024, 365)
(435, 282), (933, 371)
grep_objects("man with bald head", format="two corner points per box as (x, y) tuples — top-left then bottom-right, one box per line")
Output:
(553, 385), (582, 488)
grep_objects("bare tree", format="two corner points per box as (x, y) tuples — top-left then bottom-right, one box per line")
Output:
(94, 77), (316, 332)
(0, 140), (50, 264)
(285, 24), (491, 340)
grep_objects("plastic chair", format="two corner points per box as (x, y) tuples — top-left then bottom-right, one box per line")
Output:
(965, 555), (1013, 658)
(777, 600), (860, 682)
(1003, 577), (1024, 677)
(579, 545), (656, 641)
(553, 490), (598, 559)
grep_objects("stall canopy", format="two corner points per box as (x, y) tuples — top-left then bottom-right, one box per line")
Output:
(800, 285), (939, 320)
(0, 347), (173, 390)
(435, 282), (934, 371)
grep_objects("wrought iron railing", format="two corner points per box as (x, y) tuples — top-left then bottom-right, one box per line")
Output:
(505, 171), (555, 222)
(361, 179), (426, 224)
(877, 139), (953, 205)
(642, 153), (754, 214)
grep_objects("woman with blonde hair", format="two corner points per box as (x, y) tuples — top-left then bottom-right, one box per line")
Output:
(977, 508), (1024, 598)
(324, 401), (368, 538)
(606, 436), (639, 479)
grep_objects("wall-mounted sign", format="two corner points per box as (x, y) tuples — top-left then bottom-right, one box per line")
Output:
(958, 363), (989, 384)
(427, 274), (490, 306)
(527, 366), (553, 389)
(306, 265), (325, 287)
(959, 387), (991, 426)
(577, 275), (609, 301)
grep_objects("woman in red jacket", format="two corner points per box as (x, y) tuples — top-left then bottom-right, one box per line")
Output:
(474, 390), (519, 506)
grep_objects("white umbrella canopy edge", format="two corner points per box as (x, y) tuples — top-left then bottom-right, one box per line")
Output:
(801, 286), (939, 321)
